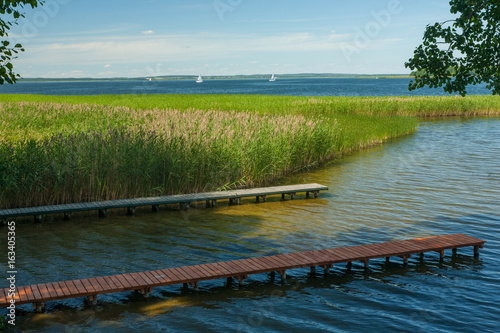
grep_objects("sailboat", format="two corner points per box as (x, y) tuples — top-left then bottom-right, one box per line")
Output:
(269, 73), (276, 82)
(196, 75), (203, 83)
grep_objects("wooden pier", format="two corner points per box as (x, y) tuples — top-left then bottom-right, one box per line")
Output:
(0, 234), (485, 312)
(0, 183), (328, 223)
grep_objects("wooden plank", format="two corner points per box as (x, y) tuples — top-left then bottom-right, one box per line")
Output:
(202, 263), (225, 276)
(95, 277), (113, 292)
(129, 272), (151, 287)
(143, 271), (165, 286)
(158, 269), (182, 284)
(63, 280), (80, 297)
(31, 285), (43, 301)
(121, 274), (141, 289)
(45, 283), (60, 299)
(249, 257), (277, 271)
(56, 282), (71, 297)
(88, 278), (105, 293)
(17, 286), (29, 303)
(106, 275), (127, 292)
(150, 270), (175, 285)
(80, 279), (98, 294)
(228, 260), (254, 274)
(236, 258), (265, 273)
(0, 234), (486, 311)
(172, 267), (194, 282)
(35, 284), (50, 300)
(115, 275), (134, 291)
(25, 285), (38, 302)
(0, 183), (328, 219)
(195, 264), (223, 279)
(165, 268), (187, 283)
(72, 280), (90, 296)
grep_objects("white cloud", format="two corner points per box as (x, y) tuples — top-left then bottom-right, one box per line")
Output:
(14, 31), (408, 77)
(141, 30), (155, 35)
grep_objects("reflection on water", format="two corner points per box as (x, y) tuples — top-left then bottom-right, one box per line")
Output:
(1, 117), (500, 332)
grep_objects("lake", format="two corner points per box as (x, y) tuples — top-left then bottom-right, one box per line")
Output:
(0, 79), (499, 332)
(0, 77), (492, 96)
(1, 116), (499, 332)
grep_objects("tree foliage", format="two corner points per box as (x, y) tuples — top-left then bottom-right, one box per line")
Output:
(405, 0), (500, 96)
(0, 0), (42, 84)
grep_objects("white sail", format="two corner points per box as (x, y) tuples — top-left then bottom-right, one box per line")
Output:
(269, 73), (276, 82)
(196, 75), (203, 83)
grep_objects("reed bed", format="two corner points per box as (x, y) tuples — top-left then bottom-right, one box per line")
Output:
(0, 102), (358, 208)
(2, 94), (500, 117)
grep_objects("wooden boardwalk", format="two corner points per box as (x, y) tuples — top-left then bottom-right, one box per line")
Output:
(0, 234), (485, 312)
(0, 183), (328, 223)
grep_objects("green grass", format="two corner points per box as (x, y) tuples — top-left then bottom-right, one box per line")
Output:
(2, 93), (500, 117)
(2, 93), (498, 209)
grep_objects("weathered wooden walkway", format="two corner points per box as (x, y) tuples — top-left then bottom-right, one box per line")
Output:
(0, 183), (328, 223)
(0, 234), (485, 312)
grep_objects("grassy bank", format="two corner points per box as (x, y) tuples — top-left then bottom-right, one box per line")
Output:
(2, 94), (500, 117)
(3, 93), (498, 209)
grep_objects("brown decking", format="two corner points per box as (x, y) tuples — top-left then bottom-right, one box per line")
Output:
(0, 233), (485, 312)
(0, 183), (328, 223)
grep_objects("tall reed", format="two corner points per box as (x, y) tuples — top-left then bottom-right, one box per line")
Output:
(1, 103), (357, 208)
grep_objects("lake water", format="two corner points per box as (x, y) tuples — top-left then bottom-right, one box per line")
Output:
(1, 116), (499, 332)
(0, 77), (492, 96)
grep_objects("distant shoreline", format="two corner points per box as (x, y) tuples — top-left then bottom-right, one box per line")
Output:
(19, 74), (412, 83)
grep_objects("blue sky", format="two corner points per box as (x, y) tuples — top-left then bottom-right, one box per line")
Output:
(5, 0), (454, 78)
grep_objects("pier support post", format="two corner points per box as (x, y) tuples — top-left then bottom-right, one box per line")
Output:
(230, 198), (241, 205)
(33, 302), (45, 313)
(277, 270), (287, 283)
(206, 200), (211, 208)
(180, 202), (190, 210)
(452, 248), (457, 255)
(289, 193), (296, 200)
(474, 245), (480, 257)
(363, 259), (369, 271)
(281, 193), (285, 200)
(183, 283), (188, 288)
(439, 250), (444, 261)
(321, 264), (332, 275)
(310, 266), (316, 274)
(212, 199), (217, 207)
(152, 205), (160, 213)
(256, 195), (267, 203)
(385, 257), (390, 264)
(98, 209), (107, 218)
(270, 271), (276, 281)
(314, 191), (319, 198)
(63, 212), (73, 220)
(306, 191), (310, 198)
(34, 215), (42, 223)
(189, 282), (199, 291)
(403, 255), (409, 267)
(226, 277), (233, 286)
(85, 295), (98, 307)
(127, 207), (136, 216)
(140, 287), (153, 298)
(346, 262), (352, 271)
(235, 275), (247, 288)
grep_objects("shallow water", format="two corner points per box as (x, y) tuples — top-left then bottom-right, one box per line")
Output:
(1, 117), (500, 332)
